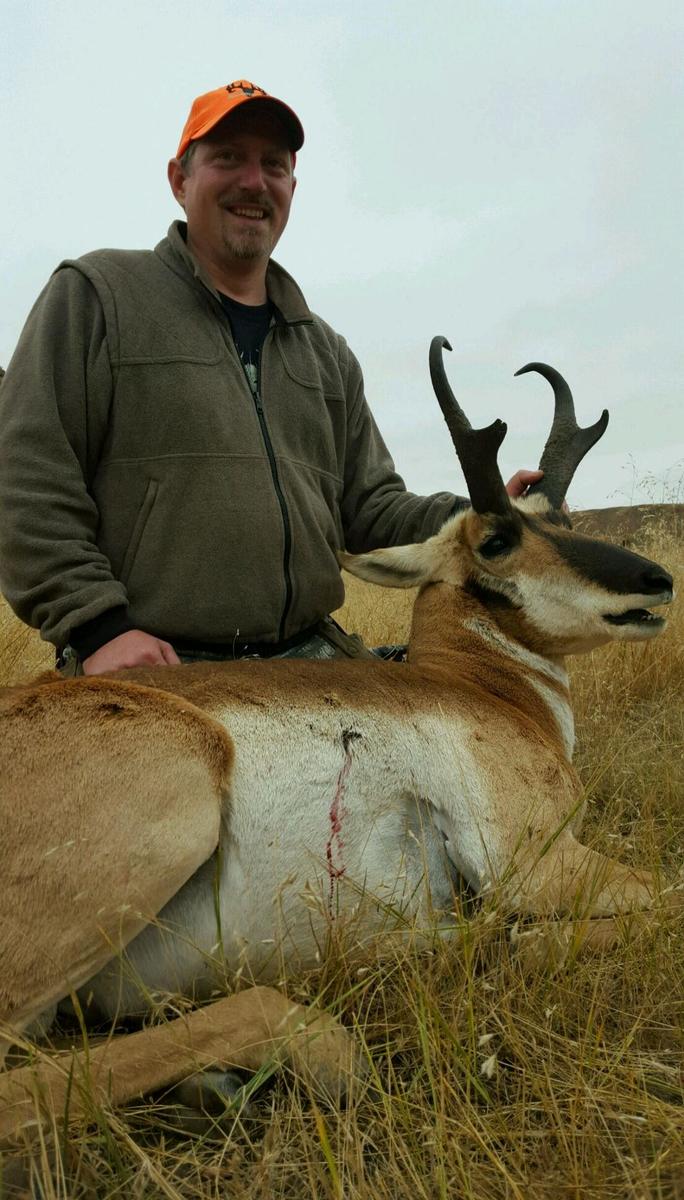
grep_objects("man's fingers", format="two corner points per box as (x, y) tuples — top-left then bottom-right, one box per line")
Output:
(160, 640), (182, 666)
(505, 468), (544, 498)
(133, 640), (178, 667)
(81, 630), (180, 674)
(138, 646), (168, 666)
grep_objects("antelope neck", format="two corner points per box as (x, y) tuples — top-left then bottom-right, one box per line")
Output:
(408, 583), (574, 757)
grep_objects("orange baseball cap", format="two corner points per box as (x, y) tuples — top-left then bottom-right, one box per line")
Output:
(176, 80), (305, 159)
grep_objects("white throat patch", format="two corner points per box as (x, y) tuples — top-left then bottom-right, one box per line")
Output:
(463, 617), (575, 757)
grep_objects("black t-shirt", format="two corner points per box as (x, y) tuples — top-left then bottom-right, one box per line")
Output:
(218, 293), (273, 396)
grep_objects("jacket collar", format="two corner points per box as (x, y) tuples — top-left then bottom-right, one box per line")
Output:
(156, 221), (313, 325)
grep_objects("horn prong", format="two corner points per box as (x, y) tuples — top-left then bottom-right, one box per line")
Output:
(515, 363), (609, 509)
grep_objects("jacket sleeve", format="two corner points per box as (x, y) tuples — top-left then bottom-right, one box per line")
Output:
(0, 266), (131, 649)
(338, 342), (468, 553)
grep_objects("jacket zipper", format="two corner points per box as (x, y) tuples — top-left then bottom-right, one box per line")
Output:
(246, 329), (294, 643)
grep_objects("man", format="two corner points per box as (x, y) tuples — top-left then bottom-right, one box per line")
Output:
(0, 80), (540, 674)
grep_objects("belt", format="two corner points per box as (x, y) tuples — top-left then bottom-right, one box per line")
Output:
(169, 622), (321, 660)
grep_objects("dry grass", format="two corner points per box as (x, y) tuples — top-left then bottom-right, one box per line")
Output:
(2, 520), (683, 1198)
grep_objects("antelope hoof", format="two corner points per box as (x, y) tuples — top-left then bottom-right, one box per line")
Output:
(511, 911), (658, 971)
(284, 1011), (368, 1105)
(155, 1069), (254, 1134)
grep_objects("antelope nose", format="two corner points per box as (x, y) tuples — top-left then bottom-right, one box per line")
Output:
(643, 566), (673, 594)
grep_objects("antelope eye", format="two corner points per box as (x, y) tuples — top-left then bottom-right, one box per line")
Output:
(479, 533), (513, 558)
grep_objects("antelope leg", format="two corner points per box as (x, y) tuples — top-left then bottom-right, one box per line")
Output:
(512, 834), (658, 917)
(1, 676), (231, 1054)
(510, 911), (657, 970)
(0, 986), (363, 1147)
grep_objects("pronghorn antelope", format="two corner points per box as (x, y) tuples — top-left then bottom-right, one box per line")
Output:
(0, 338), (676, 1137)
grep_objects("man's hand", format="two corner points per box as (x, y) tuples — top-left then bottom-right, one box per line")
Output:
(505, 469), (543, 498)
(505, 469), (570, 513)
(82, 630), (181, 675)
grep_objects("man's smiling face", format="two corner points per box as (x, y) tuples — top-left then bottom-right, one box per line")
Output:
(168, 105), (296, 272)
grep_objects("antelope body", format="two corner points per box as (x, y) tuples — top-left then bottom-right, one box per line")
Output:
(69, 341), (674, 1018)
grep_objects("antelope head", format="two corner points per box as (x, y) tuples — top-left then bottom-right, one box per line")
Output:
(342, 338), (674, 657)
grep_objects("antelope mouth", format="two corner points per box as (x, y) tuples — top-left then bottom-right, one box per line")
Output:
(603, 593), (672, 628)
(603, 608), (665, 627)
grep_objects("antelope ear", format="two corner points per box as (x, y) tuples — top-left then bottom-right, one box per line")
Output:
(339, 542), (436, 589)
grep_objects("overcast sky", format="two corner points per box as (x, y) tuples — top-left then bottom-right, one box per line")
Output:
(2, 0), (682, 510)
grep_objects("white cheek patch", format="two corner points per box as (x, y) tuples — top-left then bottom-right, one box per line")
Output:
(516, 571), (670, 644)
(515, 571), (614, 639)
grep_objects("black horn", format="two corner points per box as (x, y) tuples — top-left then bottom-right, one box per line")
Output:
(429, 337), (513, 517)
(515, 363), (609, 510)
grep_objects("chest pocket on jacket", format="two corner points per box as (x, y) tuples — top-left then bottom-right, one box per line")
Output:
(266, 335), (346, 482)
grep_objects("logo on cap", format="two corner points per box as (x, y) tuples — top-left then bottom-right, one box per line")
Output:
(225, 81), (267, 98)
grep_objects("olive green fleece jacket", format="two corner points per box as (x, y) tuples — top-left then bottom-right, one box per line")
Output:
(0, 222), (463, 652)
